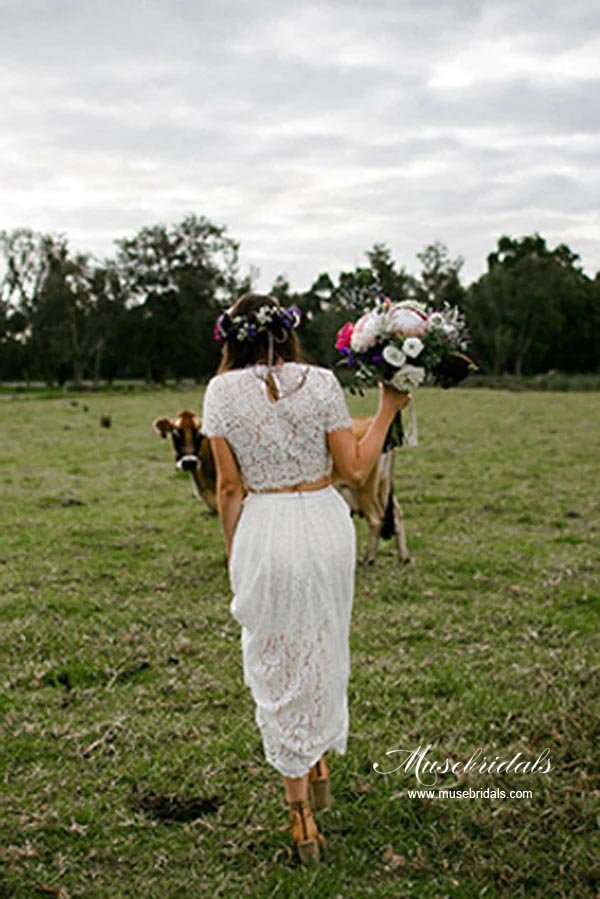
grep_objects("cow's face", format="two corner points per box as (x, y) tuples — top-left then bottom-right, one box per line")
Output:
(153, 410), (205, 472)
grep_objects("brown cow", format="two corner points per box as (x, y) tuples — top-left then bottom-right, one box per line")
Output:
(333, 417), (410, 566)
(153, 410), (217, 514)
(153, 409), (409, 565)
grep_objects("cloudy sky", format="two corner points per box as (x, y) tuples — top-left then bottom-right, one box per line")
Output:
(2, 0), (599, 289)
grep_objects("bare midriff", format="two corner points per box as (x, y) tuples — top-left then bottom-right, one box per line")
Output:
(246, 474), (332, 494)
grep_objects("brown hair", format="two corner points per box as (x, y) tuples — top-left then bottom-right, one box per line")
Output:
(215, 293), (310, 400)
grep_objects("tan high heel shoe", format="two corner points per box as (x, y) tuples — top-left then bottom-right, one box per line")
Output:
(288, 798), (327, 864)
(309, 756), (332, 811)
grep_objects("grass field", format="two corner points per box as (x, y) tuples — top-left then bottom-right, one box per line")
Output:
(1, 386), (598, 898)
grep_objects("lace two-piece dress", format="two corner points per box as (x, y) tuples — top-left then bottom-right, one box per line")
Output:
(202, 361), (357, 778)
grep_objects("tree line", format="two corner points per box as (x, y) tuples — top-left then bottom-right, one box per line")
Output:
(1, 215), (598, 384)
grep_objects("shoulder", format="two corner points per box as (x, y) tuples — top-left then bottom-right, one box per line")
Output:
(203, 373), (230, 402)
(203, 369), (256, 410)
(205, 369), (246, 391)
(307, 365), (343, 387)
(204, 374), (223, 393)
(303, 363), (335, 378)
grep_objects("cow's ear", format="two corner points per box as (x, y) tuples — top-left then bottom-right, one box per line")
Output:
(153, 417), (174, 438)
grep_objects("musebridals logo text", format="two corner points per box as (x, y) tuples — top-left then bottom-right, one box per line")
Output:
(372, 744), (553, 786)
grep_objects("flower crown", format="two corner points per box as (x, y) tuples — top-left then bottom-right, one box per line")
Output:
(213, 303), (303, 343)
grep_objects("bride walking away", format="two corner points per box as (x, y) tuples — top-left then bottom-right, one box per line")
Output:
(202, 293), (411, 864)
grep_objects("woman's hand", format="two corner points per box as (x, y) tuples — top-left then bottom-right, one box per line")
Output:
(379, 382), (412, 412)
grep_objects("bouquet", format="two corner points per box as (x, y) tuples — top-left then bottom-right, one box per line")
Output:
(335, 293), (477, 447)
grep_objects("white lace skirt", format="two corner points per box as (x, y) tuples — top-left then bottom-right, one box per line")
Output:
(228, 485), (356, 778)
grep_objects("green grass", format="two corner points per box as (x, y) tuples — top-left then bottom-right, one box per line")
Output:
(0, 387), (598, 898)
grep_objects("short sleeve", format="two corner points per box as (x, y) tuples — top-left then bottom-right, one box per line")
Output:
(202, 377), (227, 437)
(323, 370), (352, 433)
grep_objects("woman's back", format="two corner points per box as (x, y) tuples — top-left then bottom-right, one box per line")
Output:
(201, 362), (351, 491)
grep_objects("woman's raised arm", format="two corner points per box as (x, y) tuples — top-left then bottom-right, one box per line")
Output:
(327, 384), (411, 488)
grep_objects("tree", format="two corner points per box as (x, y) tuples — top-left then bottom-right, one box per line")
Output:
(113, 214), (251, 382)
(415, 241), (466, 310)
(464, 234), (591, 376)
(83, 262), (128, 385)
(270, 275), (294, 304)
(366, 243), (415, 302)
(0, 229), (73, 383)
(298, 273), (339, 366)
(0, 228), (54, 325)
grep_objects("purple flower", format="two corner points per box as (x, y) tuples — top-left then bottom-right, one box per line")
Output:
(371, 352), (383, 363)
(286, 305), (302, 327)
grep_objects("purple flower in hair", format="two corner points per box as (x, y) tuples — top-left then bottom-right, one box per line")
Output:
(287, 305), (302, 327)
(212, 301), (302, 345)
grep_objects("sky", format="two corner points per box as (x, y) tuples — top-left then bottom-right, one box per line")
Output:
(2, 0), (600, 291)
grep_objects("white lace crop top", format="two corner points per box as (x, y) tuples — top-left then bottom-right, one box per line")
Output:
(201, 362), (352, 490)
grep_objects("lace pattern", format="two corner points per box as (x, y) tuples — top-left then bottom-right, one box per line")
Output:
(226, 486), (356, 777)
(201, 363), (351, 491)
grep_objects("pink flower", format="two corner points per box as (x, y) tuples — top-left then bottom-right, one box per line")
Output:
(350, 310), (386, 352)
(386, 304), (428, 337)
(335, 321), (355, 351)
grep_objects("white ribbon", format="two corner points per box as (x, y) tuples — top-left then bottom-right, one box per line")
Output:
(403, 393), (419, 446)
(265, 330), (281, 398)
(267, 330), (275, 370)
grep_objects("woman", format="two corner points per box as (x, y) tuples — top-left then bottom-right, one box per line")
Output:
(202, 293), (411, 864)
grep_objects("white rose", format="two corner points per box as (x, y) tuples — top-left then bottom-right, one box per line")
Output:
(388, 364), (426, 390)
(382, 344), (406, 368)
(402, 336), (424, 359)
(350, 310), (384, 353)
